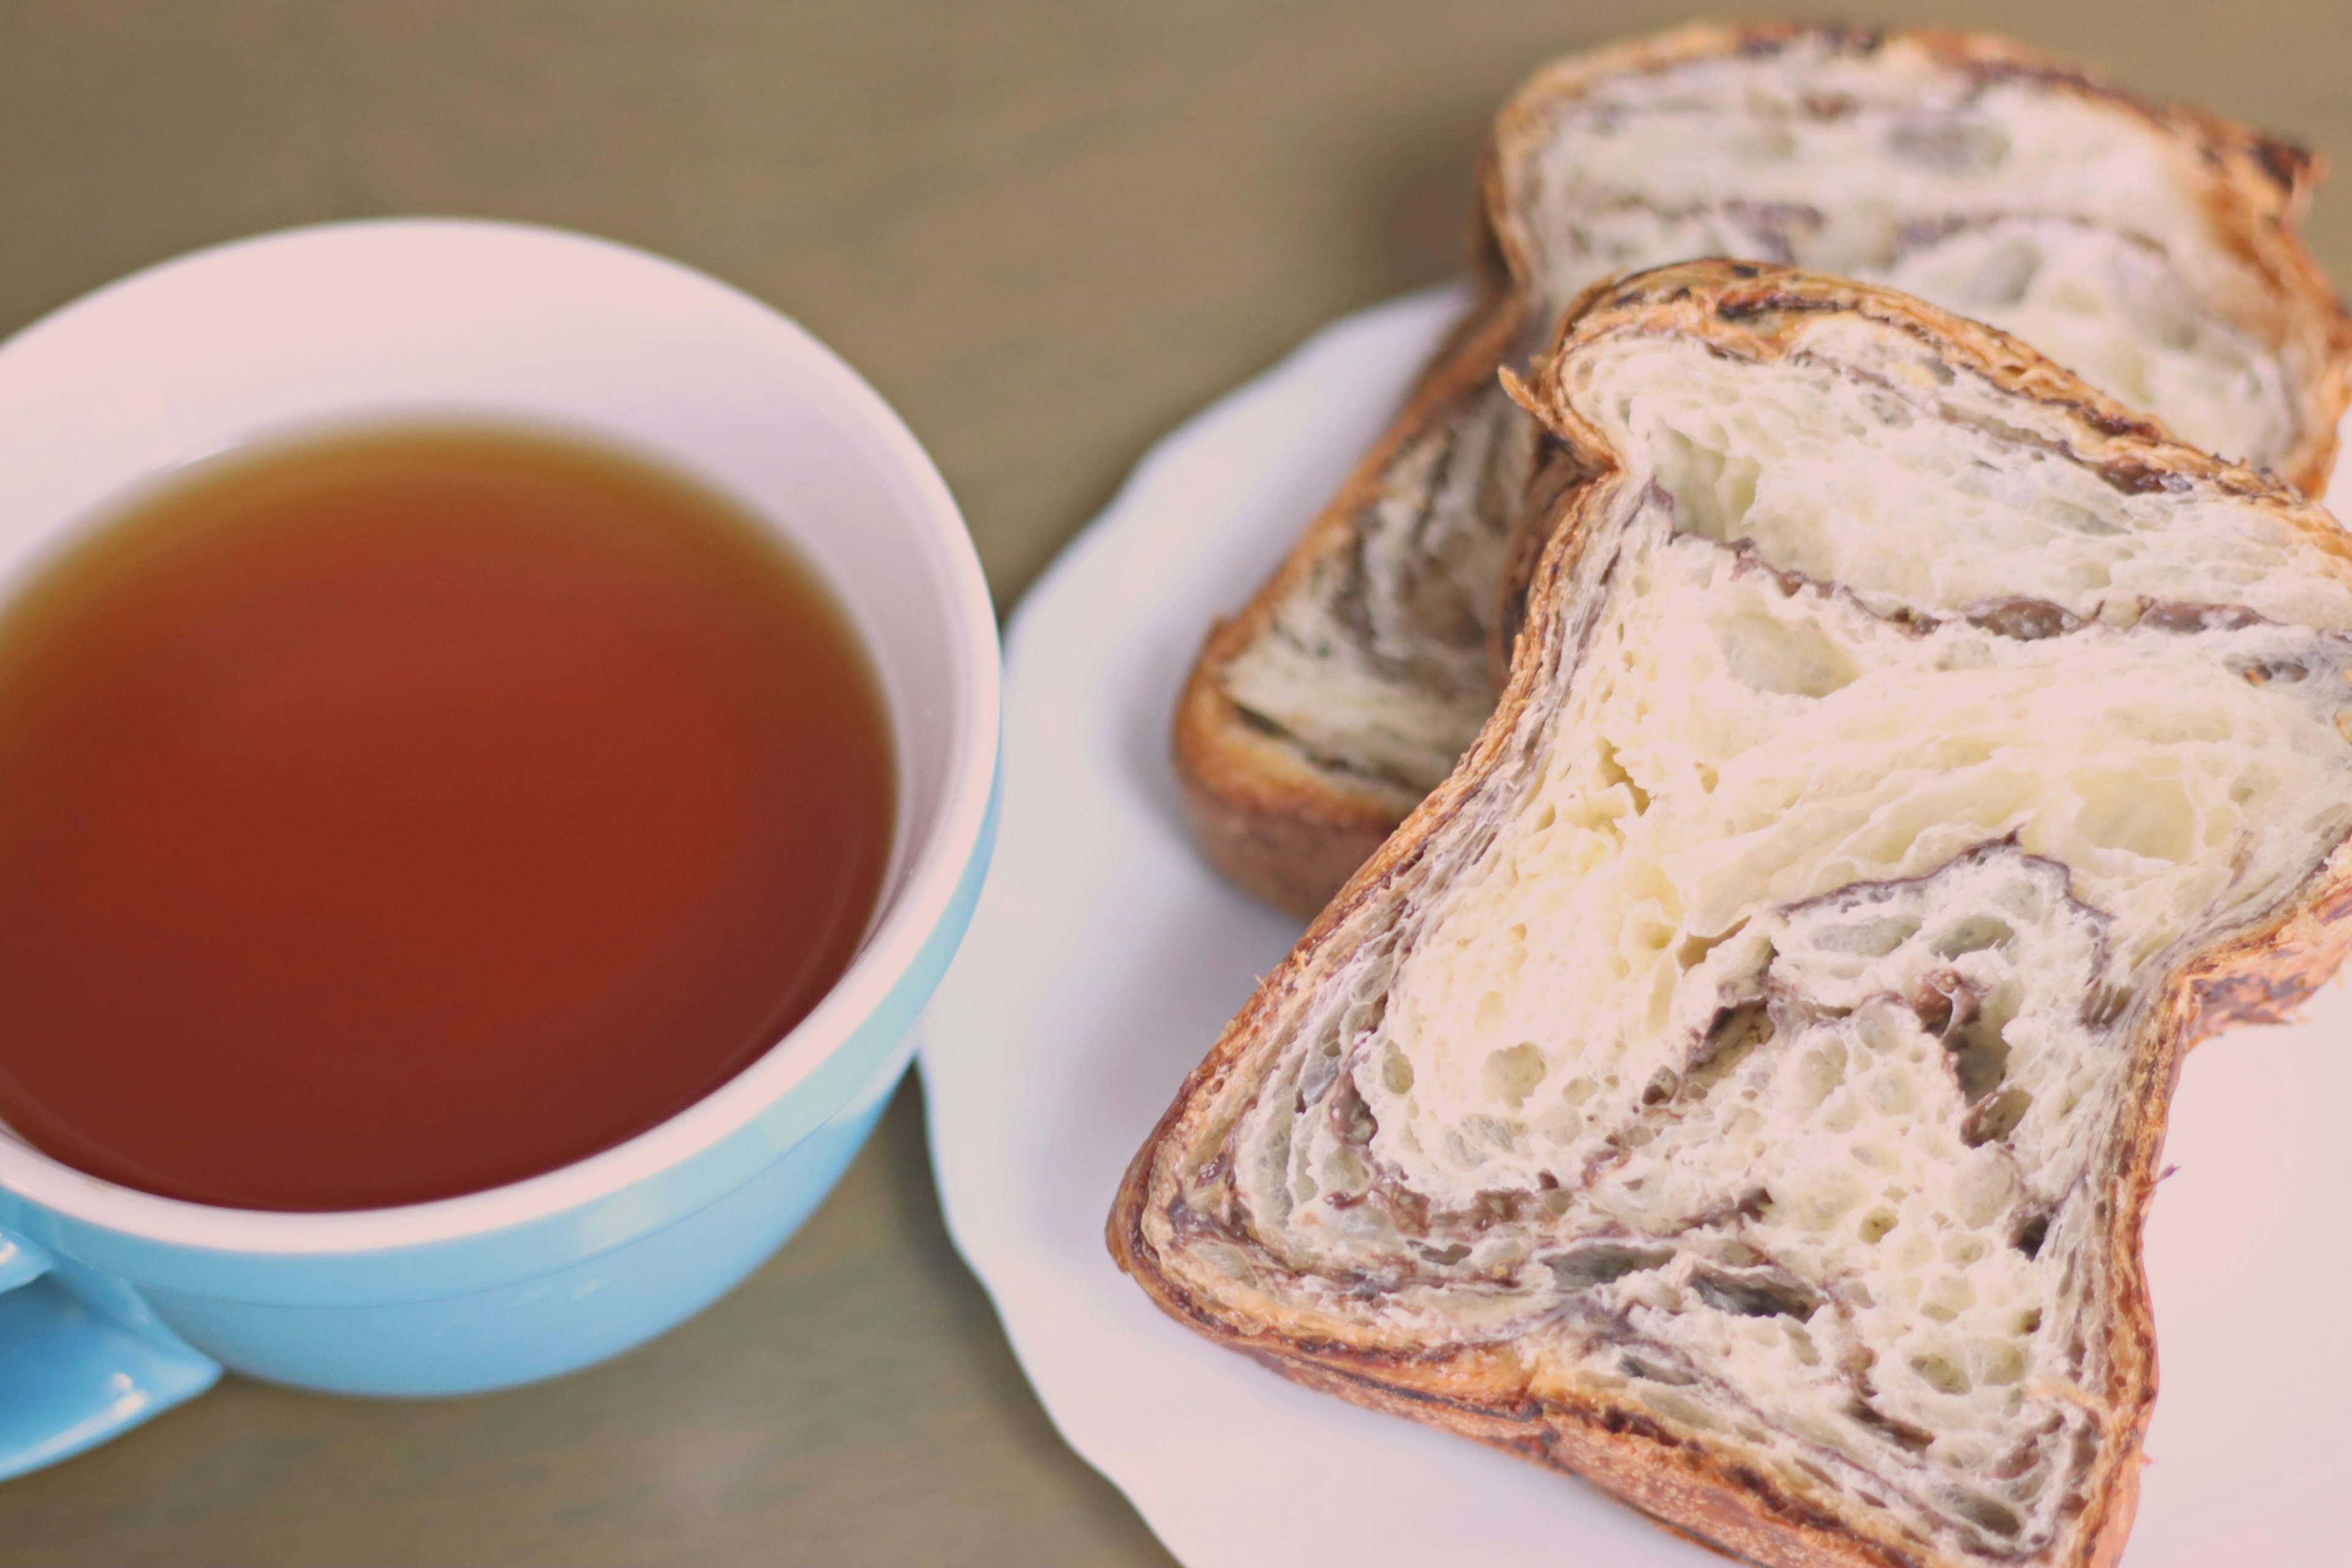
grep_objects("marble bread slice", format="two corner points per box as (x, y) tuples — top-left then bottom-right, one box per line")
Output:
(1114, 263), (2352, 1568)
(1175, 23), (2352, 915)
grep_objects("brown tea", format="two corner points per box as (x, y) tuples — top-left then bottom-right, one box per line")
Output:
(0, 424), (894, 1211)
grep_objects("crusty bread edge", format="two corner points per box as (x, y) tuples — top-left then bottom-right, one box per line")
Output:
(1175, 21), (2352, 919)
(1117, 260), (2352, 1568)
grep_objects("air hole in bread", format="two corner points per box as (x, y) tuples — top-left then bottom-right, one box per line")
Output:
(1623, 1354), (1698, 1385)
(1947, 1490), (2023, 1539)
(1551, 1242), (1676, 1290)
(1485, 1042), (1548, 1107)
(1693, 1268), (1822, 1321)
(1910, 1352), (1972, 1395)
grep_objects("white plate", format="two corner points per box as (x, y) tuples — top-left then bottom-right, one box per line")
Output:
(919, 287), (2352, 1567)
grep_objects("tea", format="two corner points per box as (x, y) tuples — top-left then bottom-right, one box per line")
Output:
(0, 424), (895, 1211)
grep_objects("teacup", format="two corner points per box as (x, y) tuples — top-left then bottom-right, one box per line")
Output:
(0, 220), (1000, 1477)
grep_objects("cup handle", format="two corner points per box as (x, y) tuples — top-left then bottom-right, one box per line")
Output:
(0, 1226), (221, 1480)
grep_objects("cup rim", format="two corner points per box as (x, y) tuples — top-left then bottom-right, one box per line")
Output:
(0, 218), (1000, 1256)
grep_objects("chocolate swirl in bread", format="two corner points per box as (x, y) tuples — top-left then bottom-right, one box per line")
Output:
(1176, 23), (2352, 916)
(1117, 263), (2352, 1568)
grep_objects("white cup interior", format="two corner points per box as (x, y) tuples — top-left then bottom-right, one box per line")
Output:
(0, 219), (998, 1246)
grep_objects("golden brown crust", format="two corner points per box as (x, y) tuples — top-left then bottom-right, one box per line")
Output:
(1175, 21), (2352, 919)
(1116, 260), (2352, 1568)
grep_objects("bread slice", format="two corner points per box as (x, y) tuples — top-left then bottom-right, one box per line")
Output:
(1177, 23), (2352, 916)
(1115, 262), (2352, 1568)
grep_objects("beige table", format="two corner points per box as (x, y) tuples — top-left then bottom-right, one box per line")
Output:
(1, 2), (2349, 1562)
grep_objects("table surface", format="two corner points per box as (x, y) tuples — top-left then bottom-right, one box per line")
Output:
(2, 2), (2349, 1562)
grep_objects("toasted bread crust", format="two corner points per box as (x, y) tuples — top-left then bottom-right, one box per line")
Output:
(1175, 23), (2352, 921)
(1117, 261), (2352, 1568)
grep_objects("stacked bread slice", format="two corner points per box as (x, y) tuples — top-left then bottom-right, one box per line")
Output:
(1116, 263), (2352, 1568)
(1175, 23), (2352, 914)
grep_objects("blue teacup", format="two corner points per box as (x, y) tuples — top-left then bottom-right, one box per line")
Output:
(0, 221), (1000, 1477)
